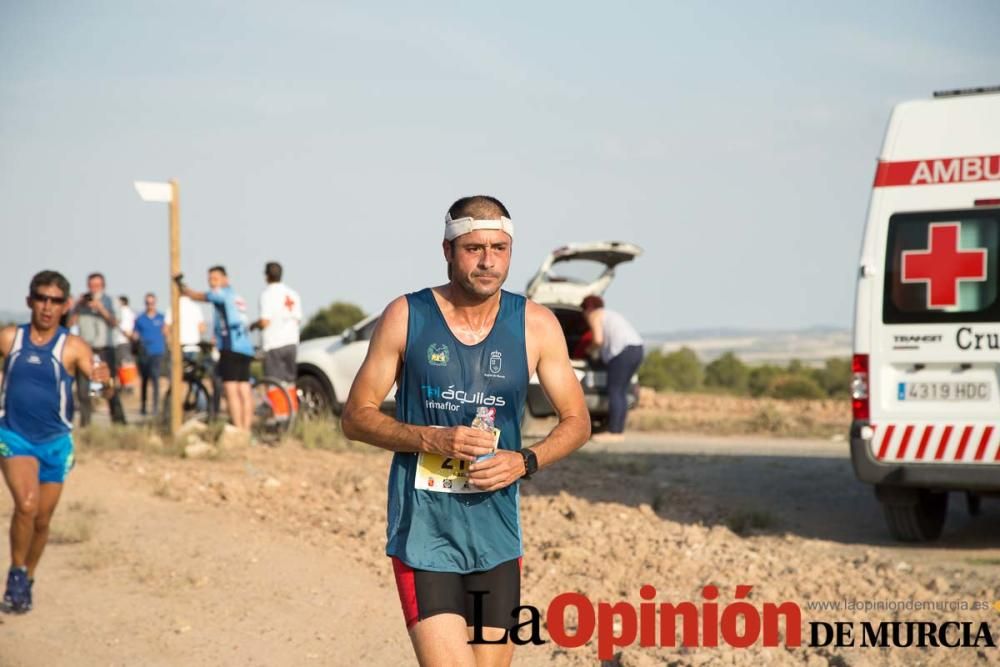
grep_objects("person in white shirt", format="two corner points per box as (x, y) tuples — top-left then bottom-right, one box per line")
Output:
(582, 295), (643, 440)
(252, 261), (302, 388)
(165, 295), (207, 359)
(114, 295), (136, 368)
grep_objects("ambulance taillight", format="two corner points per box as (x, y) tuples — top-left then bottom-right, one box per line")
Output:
(851, 354), (869, 421)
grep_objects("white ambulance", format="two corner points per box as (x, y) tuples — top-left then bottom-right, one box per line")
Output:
(851, 86), (1000, 541)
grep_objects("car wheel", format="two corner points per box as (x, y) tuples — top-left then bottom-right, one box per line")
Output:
(875, 485), (948, 542)
(296, 374), (335, 419)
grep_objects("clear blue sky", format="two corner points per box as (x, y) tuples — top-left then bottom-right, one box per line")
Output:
(2, 1), (998, 332)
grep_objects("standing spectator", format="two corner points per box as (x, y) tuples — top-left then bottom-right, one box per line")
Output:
(177, 267), (254, 432)
(68, 273), (127, 425)
(133, 293), (167, 417)
(581, 295), (643, 441)
(165, 294), (207, 360)
(114, 296), (137, 390)
(252, 261), (302, 411)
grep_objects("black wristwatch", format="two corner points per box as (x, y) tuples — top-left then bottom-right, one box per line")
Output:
(519, 448), (538, 480)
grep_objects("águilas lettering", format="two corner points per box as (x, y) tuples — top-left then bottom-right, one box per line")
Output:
(421, 385), (506, 408)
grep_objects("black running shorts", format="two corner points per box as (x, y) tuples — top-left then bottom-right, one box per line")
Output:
(391, 557), (521, 630)
(218, 350), (253, 382)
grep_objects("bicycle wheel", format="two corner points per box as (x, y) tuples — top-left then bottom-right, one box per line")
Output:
(251, 377), (295, 442)
(162, 380), (212, 424)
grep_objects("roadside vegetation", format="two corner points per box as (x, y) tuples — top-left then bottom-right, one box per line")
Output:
(638, 348), (850, 400)
(300, 301), (366, 341)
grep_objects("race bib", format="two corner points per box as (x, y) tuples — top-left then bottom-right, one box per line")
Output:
(414, 427), (500, 494)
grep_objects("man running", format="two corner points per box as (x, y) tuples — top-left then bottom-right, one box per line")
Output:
(342, 196), (591, 666)
(1, 270), (110, 613)
(176, 267), (255, 431)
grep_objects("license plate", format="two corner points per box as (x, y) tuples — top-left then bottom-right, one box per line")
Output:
(898, 382), (991, 401)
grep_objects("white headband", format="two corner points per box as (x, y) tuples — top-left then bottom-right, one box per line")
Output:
(444, 212), (515, 241)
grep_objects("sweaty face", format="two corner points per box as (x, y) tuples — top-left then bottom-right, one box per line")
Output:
(27, 284), (69, 330)
(445, 229), (512, 299)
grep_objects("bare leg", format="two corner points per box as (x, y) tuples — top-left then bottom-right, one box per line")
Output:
(408, 613), (478, 667)
(1, 457), (41, 568)
(468, 625), (515, 667)
(222, 381), (245, 430)
(25, 483), (64, 578)
(238, 381), (253, 431)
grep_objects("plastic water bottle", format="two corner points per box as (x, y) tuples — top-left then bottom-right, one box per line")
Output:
(89, 356), (104, 397)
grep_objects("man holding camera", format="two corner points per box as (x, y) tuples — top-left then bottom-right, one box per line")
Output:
(68, 272), (127, 425)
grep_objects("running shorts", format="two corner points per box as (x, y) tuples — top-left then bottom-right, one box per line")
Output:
(391, 556), (521, 630)
(218, 350), (253, 382)
(0, 427), (75, 484)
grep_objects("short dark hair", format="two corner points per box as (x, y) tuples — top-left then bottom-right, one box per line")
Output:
(119, 295), (130, 305)
(30, 270), (70, 298)
(208, 265), (227, 276)
(87, 272), (105, 284)
(265, 261), (282, 282)
(447, 195), (511, 221)
(581, 295), (604, 311)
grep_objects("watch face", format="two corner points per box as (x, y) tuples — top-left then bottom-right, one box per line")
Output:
(522, 449), (538, 475)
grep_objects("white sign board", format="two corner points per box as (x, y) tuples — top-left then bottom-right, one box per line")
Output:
(134, 180), (173, 203)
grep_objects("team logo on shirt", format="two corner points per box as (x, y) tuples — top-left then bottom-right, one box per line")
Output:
(484, 350), (505, 379)
(427, 343), (450, 366)
(27, 354), (42, 365)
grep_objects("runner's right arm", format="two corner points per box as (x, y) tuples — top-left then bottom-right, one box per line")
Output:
(64, 336), (113, 394)
(341, 296), (495, 462)
(0, 325), (15, 358)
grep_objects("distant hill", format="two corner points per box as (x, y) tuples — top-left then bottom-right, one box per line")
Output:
(642, 326), (851, 366)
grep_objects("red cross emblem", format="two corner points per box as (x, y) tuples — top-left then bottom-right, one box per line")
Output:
(284, 295), (296, 311)
(901, 222), (988, 309)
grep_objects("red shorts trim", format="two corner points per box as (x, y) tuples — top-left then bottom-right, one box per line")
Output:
(391, 557), (420, 629)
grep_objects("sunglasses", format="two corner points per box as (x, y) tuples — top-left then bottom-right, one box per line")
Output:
(31, 293), (68, 305)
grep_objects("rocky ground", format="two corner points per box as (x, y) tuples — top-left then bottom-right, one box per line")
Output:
(2, 413), (995, 666)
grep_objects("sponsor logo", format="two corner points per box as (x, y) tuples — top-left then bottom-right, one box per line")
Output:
(421, 384), (506, 412)
(26, 354), (42, 365)
(427, 343), (450, 366)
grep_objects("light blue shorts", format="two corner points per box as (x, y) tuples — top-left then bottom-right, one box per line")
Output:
(0, 427), (75, 484)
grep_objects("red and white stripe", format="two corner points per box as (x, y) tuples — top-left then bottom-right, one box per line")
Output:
(869, 424), (1000, 463)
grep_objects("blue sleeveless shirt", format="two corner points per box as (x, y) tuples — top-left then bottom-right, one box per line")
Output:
(0, 325), (75, 443)
(387, 288), (528, 573)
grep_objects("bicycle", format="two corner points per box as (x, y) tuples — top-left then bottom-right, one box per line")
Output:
(162, 342), (218, 424)
(249, 373), (296, 443)
(161, 344), (296, 443)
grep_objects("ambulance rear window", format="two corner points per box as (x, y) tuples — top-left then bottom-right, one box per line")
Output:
(883, 209), (1000, 324)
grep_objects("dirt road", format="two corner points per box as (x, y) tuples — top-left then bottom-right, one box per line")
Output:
(1, 432), (999, 666)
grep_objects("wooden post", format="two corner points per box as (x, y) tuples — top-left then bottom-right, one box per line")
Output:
(169, 179), (182, 437)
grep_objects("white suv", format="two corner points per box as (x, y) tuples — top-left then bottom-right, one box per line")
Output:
(296, 241), (643, 429)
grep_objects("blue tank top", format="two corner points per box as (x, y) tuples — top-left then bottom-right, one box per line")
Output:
(386, 288), (528, 573)
(0, 325), (74, 443)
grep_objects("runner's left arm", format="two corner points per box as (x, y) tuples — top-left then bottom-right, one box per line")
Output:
(469, 302), (591, 491)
